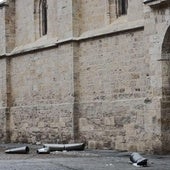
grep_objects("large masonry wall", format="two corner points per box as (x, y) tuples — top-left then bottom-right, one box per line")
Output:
(9, 44), (75, 143)
(0, 0), (170, 153)
(77, 29), (156, 151)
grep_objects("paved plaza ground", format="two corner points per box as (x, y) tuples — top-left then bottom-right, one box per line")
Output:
(0, 144), (170, 170)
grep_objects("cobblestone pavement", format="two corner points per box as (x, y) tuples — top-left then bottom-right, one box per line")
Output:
(0, 144), (170, 170)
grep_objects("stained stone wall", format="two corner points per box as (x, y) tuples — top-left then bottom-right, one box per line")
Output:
(5, 0), (15, 53)
(80, 0), (106, 33)
(0, 59), (7, 142)
(15, 0), (35, 46)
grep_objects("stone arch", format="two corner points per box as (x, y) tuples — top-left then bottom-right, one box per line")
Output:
(161, 26), (170, 153)
(162, 27), (170, 96)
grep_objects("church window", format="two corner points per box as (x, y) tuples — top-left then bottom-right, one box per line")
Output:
(34, 0), (48, 38)
(117, 0), (128, 16)
(40, 0), (48, 35)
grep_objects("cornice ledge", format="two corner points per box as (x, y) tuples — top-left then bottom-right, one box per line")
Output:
(2, 20), (144, 57)
(143, 0), (170, 7)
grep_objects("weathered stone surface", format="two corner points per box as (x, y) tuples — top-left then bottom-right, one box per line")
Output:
(0, 7), (5, 55)
(0, 0), (170, 154)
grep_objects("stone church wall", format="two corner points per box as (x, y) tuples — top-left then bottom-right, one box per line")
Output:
(0, 0), (170, 153)
(77, 29), (152, 151)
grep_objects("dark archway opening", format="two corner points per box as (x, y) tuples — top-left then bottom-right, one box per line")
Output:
(161, 26), (170, 153)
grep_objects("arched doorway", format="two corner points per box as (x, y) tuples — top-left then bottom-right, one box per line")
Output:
(161, 26), (170, 153)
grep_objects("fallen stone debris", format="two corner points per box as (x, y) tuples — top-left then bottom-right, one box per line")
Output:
(37, 143), (85, 154)
(130, 152), (148, 167)
(5, 146), (30, 154)
(4, 143), (85, 155)
(37, 147), (50, 154)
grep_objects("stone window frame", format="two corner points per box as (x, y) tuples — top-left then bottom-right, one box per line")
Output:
(34, 0), (48, 38)
(106, 0), (128, 24)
